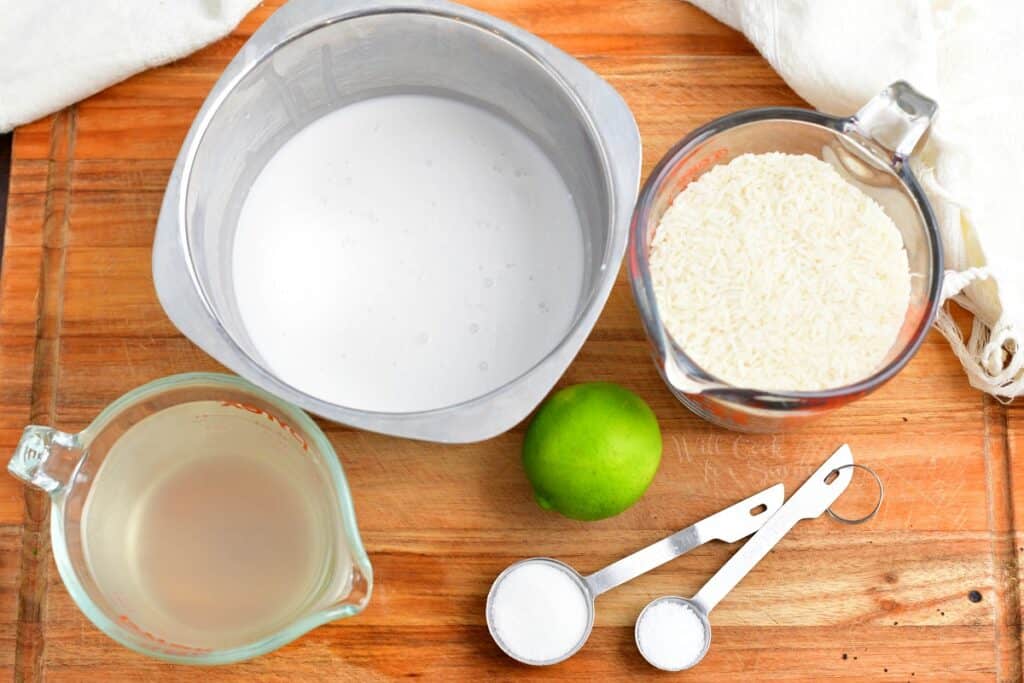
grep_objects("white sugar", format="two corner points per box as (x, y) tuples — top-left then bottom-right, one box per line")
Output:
(636, 599), (707, 671)
(489, 561), (590, 663)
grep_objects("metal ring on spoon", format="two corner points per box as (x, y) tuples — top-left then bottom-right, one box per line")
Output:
(485, 483), (785, 665)
(826, 463), (884, 525)
(635, 445), (859, 671)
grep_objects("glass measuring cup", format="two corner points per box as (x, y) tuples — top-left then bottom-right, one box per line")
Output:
(634, 445), (855, 671)
(628, 82), (943, 431)
(7, 373), (371, 664)
(485, 483), (784, 665)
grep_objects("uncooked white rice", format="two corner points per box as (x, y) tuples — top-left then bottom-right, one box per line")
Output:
(649, 152), (911, 391)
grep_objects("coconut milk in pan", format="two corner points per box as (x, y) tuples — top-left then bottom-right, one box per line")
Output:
(232, 93), (584, 413)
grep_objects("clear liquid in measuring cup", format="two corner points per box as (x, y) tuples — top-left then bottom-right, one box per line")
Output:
(80, 401), (350, 650)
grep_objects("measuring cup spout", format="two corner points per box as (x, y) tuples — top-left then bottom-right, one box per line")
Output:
(664, 353), (720, 395)
(8, 426), (84, 494)
(310, 560), (373, 621)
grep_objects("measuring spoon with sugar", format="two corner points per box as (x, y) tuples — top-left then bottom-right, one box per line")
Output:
(634, 444), (856, 672)
(486, 482), (784, 666)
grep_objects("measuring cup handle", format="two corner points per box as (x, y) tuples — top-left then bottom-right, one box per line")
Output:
(584, 525), (700, 598)
(8, 426), (84, 494)
(848, 81), (937, 162)
(583, 483), (784, 598)
(691, 446), (855, 614)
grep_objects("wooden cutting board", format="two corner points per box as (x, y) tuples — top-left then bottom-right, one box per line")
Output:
(1, 1), (1022, 680)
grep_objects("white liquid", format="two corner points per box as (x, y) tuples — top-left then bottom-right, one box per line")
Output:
(489, 561), (590, 663)
(636, 599), (708, 670)
(81, 401), (349, 650)
(233, 94), (584, 413)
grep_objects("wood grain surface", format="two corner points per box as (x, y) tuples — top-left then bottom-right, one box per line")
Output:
(1, 1), (1021, 680)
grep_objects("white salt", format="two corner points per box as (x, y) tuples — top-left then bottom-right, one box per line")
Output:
(489, 561), (590, 663)
(636, 599), (707, 671)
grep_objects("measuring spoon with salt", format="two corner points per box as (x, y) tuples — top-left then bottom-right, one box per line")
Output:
(486, 482), (784, 666)
(634, 444), (856, 672)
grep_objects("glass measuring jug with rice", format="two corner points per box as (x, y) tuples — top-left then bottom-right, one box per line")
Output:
(629, 82), (944, 431)
(7, 373), (371, 664)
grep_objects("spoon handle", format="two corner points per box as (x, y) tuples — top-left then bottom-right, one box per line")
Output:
(583, 482), (784, 598)
(691, 445), (855, 614)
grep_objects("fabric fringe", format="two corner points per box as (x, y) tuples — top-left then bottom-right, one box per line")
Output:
(918, 151), (1022, 400)
(934, 269), (1023, 401)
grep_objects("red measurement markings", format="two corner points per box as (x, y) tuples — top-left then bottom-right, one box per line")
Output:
(669, 147), (729, 197)
(116, 614), (212, 655)
(220, 401), (310, 452)
(645, 147), (730, 249)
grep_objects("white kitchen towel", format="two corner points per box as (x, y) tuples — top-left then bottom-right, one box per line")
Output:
(689, 0), (1024, 399)
(0, 0), (260, 133)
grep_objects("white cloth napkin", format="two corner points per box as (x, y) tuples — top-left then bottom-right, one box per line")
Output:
(0, 0), (260, 133)
(690, 0), (1024, 399)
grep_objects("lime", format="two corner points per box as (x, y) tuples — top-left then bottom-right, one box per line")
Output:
(522, 382), (662, 521)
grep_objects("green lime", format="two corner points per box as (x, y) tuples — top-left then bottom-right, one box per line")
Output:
(522, 382), (662, 521)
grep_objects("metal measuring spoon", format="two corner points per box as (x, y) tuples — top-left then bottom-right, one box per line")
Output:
(486, 482), (784, 665)
(634, 445), (856, 671)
